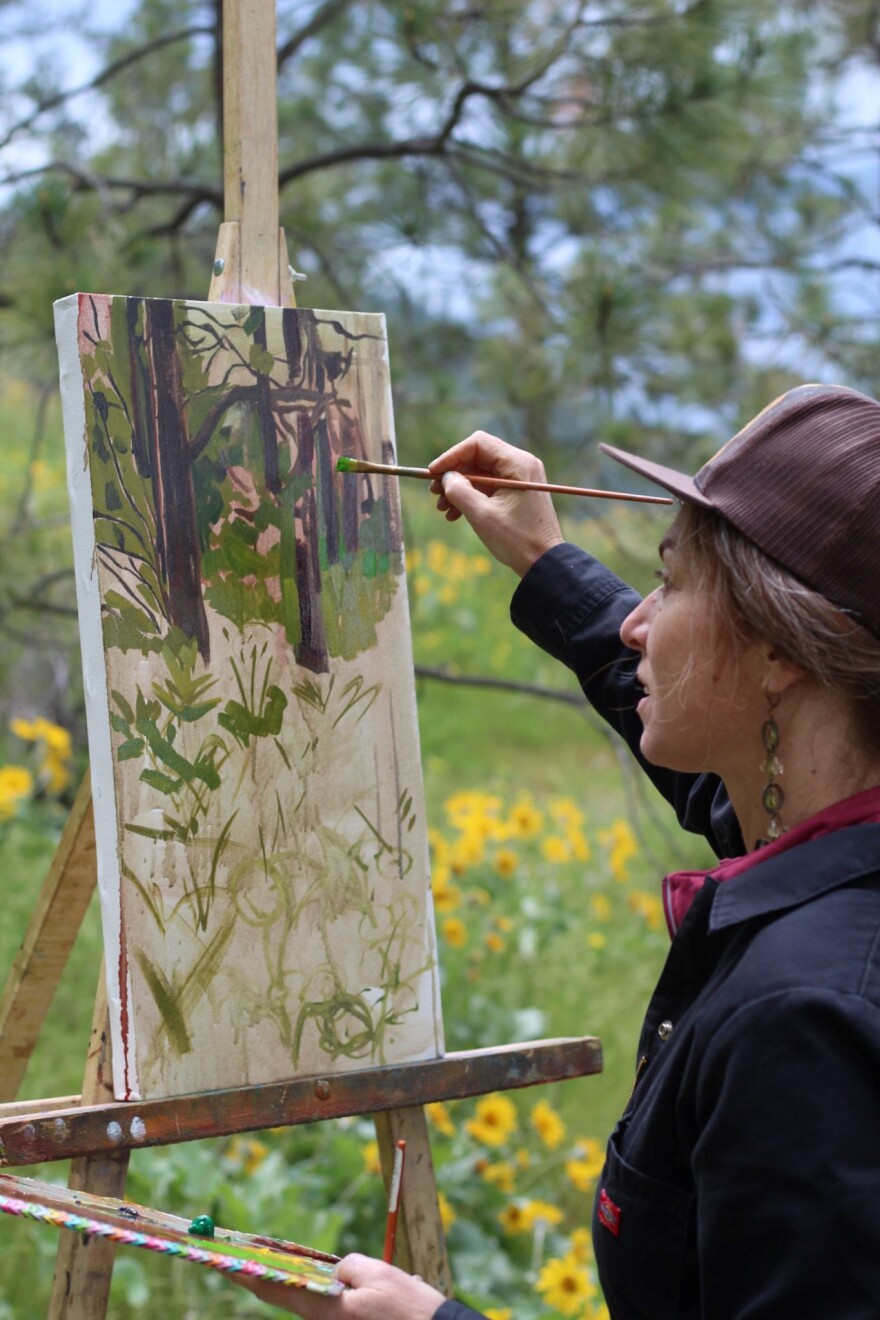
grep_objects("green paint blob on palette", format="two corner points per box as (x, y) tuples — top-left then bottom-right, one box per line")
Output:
(0, 1177), (344, 1295)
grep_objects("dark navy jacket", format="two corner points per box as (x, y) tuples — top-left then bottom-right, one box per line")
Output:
(435, 544), (880, 1320)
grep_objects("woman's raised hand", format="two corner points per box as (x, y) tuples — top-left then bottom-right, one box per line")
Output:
(233, 1252), (446, 1320)
(429, 432), (563, 577)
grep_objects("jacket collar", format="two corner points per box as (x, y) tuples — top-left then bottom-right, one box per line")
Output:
(708, 822), (880, 932)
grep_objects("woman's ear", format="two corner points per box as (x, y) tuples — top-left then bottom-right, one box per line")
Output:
(762, 646), (808, 697)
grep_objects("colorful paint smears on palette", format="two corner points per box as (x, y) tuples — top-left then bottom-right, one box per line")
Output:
(0, 1189), (343, 1293)
(55, 294), (443, 1100)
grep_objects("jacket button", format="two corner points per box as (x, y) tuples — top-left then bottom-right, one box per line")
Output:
(657, 1020), (674, 1040)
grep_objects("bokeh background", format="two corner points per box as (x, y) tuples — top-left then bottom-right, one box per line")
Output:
(1, 2), (878, 1314)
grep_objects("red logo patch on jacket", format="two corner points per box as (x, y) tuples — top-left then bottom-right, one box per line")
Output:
(597, 1187), (621, 1236)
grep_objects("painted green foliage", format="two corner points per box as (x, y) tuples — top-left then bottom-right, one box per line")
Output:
(80, 295), (403, 672)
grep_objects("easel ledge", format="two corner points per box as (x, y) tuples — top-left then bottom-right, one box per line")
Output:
(0, 1037), (601, 1166)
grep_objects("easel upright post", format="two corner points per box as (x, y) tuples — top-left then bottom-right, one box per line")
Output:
(210, 0), (294, 307)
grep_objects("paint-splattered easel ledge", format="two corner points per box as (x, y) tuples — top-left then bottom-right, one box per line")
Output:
(0, 1173), (343, 1293)
(335, 456), (673, 505)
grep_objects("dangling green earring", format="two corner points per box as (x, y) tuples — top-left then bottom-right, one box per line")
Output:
(759, 691), (785, 844)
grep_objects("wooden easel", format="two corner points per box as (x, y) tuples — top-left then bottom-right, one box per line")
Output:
(0, 6), (602, 1316)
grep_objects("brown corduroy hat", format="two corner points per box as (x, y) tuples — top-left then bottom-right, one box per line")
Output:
(599, 383), (880, 638)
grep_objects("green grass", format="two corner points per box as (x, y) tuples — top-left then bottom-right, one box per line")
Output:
(0, 386), (719, 1315)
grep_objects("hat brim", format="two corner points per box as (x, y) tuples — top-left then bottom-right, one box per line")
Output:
(599, 442), (712, 508)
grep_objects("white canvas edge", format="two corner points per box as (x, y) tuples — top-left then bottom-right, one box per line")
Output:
(54, 294), (140, 1100)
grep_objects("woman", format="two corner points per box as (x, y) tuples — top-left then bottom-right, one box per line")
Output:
(243, 383), (880, 1318)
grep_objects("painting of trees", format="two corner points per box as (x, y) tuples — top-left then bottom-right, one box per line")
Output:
(59, 292), (441, 1101)
(81, 293), (403, 672)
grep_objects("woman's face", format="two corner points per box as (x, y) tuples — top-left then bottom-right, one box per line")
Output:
(620, 528), (766, 780)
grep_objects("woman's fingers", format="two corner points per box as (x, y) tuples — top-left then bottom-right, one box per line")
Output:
(429, 431), (547, 483)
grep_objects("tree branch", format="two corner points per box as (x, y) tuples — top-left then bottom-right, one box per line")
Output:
(277, 0), (353, 66)
(0, 25), (216, 153)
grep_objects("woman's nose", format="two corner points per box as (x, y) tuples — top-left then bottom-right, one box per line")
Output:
(620, 592), (654, 653)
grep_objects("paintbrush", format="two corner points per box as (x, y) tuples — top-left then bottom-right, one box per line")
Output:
(382, 1140), (406, 1265)
(335, 456), (672, 506)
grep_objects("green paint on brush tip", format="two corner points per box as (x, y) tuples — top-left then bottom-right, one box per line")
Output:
(335, 456), (357, 472)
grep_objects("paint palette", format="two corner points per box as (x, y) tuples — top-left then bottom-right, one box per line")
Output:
(0, 1174), (344, 1293)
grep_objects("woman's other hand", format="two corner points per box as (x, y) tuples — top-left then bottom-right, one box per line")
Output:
(429, 432), (564, 577)
(234, 1252), (447, 1320)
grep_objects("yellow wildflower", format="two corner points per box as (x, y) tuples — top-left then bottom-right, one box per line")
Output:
(469, 886), (491, 907)
(450, 834), (485, 872)
(225, 1135), (270, 1175)
(628, 889), (663, 931)
(11, 717), (73, 794)
(570, 1226), (594, 1262)
(426, 1102), (456, 1138)
(531, 1098), (566, 1150)
(426, 540), (449, 573)
(535, 1252), (596, 1317)
(362, 1140), (381, 1176)
(485, 1310), (513, 1320)
(565, 1137), (605, 1191)
(494, 915), (514, 932)
(507, 794), (544, 840)
(42, 753), (71, 794)
(428, 827), (450, 864)
(485, 931), (505, 954)
(493, 847), (519, 879)
(0, 766), (34, 820)
(465, 1094), (518, 1148)
(438, 584), (457, 606)
(471, 554), (492, 576)
(442, 917), (468, 949)
(448, 551), (474, 583)
(567, 828), (592, 861)
(549, 797), (585, 831)
(480, 1160), (516, 1194)
(590, 893), (612, 921)
(437, 1190), (456, 1232)
(498, 1202), (528, 1234)
(599, 818), (639, 883)
(541, 834), (570, 863)
(587, 931), (607, 950)
(445, 790), (503, 829)
(522, 1198), (565, 1229)
(241, 1137), (269, 1175)
(431, 868), (462, 913)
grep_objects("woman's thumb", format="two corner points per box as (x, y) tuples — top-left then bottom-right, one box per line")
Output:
(441, 469), (483, 517)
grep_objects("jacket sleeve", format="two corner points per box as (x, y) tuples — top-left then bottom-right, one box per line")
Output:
(510, 542), (743, 859)
(693, 987), (880, 1316)
(432, 1300), (488, 1320)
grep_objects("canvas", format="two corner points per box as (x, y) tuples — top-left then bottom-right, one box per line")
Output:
(55, 294), (443, 1101)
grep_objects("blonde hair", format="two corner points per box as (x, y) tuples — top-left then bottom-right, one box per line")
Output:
(672, 502), (880, 753)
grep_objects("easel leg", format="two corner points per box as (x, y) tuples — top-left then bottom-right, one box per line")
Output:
(0, 773), (95, 1102)
(375, 1107), (453, 1298)
(48, 960), (129, 1320)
